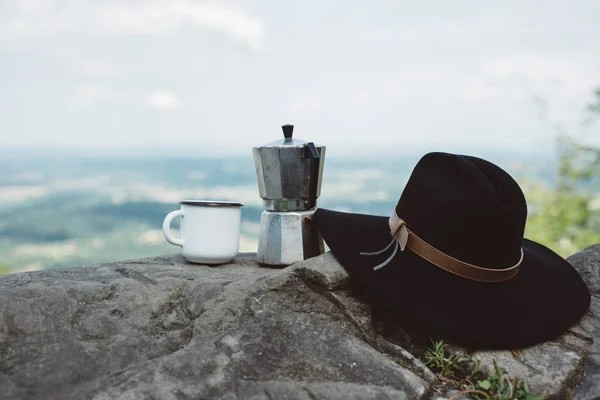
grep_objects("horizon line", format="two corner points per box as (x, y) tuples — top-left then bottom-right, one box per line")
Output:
(0, 142), (556, 157)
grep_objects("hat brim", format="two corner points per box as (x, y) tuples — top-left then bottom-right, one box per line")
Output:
(312, 208), (591, 349)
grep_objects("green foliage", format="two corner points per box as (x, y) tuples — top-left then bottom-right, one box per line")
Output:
(524, 89), (600, 257)
(587, 88), (600, 114)
(423, 339), (457, 376)
(423, 339), (472, 378)
(0, 264), (11, 275)
(463, 360), (544, 400)
(421, 339), (544, 400)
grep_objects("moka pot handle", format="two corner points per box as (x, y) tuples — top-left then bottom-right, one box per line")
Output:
(302, 142), (320, 209)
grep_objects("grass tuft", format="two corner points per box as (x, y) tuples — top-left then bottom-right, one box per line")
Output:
(421, 339), (545, 400)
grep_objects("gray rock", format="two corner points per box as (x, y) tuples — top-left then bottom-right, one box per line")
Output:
(0, 253), (429, 400)
(567, 244), (600, 400)
(468, 336), (588, 398)
(1, 246), (599, 400)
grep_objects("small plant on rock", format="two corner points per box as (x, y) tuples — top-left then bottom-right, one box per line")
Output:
(422, 339), (544, 400)
(423, 339), (472, 379)
(455, 359), (545, 400)
(423, 339), (455, 376)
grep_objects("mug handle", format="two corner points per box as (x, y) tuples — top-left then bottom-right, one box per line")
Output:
(162, 210), (184, 247)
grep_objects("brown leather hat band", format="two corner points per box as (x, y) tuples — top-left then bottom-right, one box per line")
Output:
(361, 210), (523, 282)
(406, 228), (523, 283)
(390, 210), (523, 283)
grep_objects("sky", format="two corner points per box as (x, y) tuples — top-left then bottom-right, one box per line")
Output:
(0, 0), (599, 155)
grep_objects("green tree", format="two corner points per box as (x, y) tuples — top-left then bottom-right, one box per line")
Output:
(524, 89), (600, 257)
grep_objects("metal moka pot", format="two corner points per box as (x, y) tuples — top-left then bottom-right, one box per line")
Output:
(252, 124), (326, 266)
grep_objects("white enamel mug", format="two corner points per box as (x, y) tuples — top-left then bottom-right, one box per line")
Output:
(162, 200), (244, 264)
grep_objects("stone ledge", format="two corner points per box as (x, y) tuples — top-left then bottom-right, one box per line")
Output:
(0, 248), (598, 400)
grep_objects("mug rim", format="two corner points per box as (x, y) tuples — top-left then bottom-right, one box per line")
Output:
(179, 199), (244, 207)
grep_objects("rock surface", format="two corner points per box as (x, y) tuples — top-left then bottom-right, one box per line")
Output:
(0, 246), (599, 400)
(567, 244), (600, 400)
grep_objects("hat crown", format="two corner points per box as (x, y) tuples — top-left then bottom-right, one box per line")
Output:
(396, 152), (527, 269)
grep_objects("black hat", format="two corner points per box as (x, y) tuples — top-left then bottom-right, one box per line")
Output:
(312, 152), (591, 349)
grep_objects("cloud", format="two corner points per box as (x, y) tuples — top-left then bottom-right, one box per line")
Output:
(71, 85), (111, 107)
(171, 2), (265, 50)
(1, 0), (599, 151)
(455, 53), (599, 126)
(78, 61), (125, 78)
(145, 91), (182, 110)
(0, 0), (266, 50)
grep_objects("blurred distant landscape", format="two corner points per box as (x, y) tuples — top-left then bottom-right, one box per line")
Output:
(0, 0), (598, 277)
(0, 148), (561, 275)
